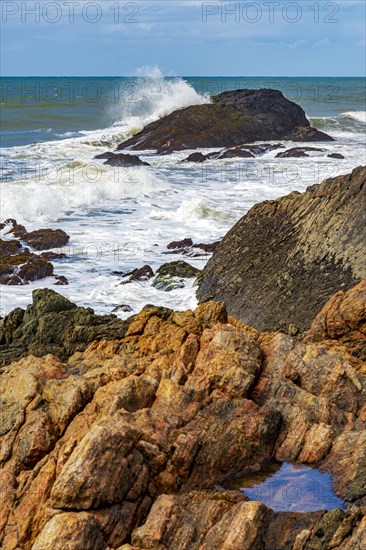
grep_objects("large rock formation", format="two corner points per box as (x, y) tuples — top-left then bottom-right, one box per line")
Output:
(197, 166), (366, 332)
(0, 286), (365, 549)
(116, 89), (332, 154)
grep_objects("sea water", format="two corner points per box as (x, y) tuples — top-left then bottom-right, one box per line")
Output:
(1, 71), (365, 316)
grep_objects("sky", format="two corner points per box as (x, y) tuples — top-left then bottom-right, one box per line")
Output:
(1, 0), (365, 76)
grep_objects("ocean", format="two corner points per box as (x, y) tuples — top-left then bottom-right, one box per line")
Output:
(1, 73), (365, 316)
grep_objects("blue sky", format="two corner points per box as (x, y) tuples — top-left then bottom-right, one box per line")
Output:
(1, 1), (365, 76)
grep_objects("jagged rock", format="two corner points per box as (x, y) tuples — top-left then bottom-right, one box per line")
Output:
(117, 89), (333, 154)
(120, 265), (155, 284)
(305, 280), (366, 361)
(0, 250), (54, 285)
(166, 239), (219, 257)
(0, 288), (130, 365)
(275, 146), (324, 158)
(0, 239), (21, 256)
(0, 288), (365, 549)
(197, 166), (366, 332)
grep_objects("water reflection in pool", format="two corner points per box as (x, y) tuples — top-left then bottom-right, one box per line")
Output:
(226, 461), (345, 512)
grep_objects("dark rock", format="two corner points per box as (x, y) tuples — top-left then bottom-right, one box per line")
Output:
(0, 288), (131, 365)
(112, 304), (133, 313)
(0, 239), (22, 257)
(103, 152), (150, 167)
(94, 151), (117, 160)
(0, 251), (54, 285)
(328, 153), (345, 159)
(156, 261), (201, 279)
(22, 228), (70, 251)
(197, 166), (366, 332)
(193, 242), (219, 254)
(276, 146), (325, 158)
(54, 275), (69, 285)
(17, 258), (54, 282)
(121, 265), (155, 284)
(117, 89), (333, 154)
(219, 148), (254, 159)
(285, 125), (334, 142)
(182, 152), (208, 163)
(167, 238), (194, 250)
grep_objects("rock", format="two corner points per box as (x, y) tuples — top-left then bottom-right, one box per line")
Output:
(286, 125), (334, 142)
(0, 293), (365, 548)
(0, 288), (130, 365)
(117, 89), (333, 154)
(305, 279), (366, 361)
(167, 238), (194, 250)
(152, 275), (186, 292)
(0, 224), (68, 284)
(0, 239), (21, 256)
(121, 265), (155, 284)
(197, 166), (366, 332)
(17, 257), (54, 282)
(182, 144), (284, 163)
(328, 153), (345, 159)
(166, 239), (219, 257)
(112, 305), (133, 313)
(0, 250), (54, 285)
(156, 260), (201, 279)
(101, 153), (150, 167)
(54, 275), (69, 285)
(276, 146), (325, 158)
(219, 147), (255, 159)
(182, 152), (208, 163)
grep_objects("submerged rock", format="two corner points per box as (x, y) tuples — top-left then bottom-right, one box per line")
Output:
(0, 288), (365, 548)
(328, 152), (346, 159)
(197, 166), (366, 332)
(117, 89), (333, 154)
(275, 146), (325, 158)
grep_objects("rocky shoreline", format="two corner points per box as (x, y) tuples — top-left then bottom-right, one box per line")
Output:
(1, 88), (365, 548)
(0, 280), (365, 548)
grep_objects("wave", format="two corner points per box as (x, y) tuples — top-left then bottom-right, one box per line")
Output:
(1, 163), (166, 224)
(310, 111), (366, 136)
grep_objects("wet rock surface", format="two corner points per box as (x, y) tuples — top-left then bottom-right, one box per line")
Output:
(116, 89), (333, 154)
(95, 152), (150, 167)
(166, 239), (219, 257)
(0, 221), (69, 285)
(197, 166), (366, 332)
(0, 286), (365, 548)
(275, 146), (325, 158)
